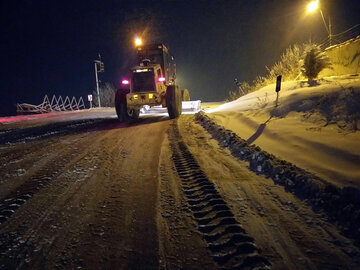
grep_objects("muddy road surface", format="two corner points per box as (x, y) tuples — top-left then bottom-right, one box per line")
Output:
(0, 111), (359, 269)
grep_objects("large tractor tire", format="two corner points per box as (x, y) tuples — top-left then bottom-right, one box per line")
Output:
(115, 89), (140, 122)
(181, 89), (190, 101)
(166, 85), (182, 119)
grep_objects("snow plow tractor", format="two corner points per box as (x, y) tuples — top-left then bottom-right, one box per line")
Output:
(115, 42), (186, 122)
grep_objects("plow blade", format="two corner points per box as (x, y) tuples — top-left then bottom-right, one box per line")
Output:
(140, 100), (201, 114)
(181, 100), (201, 113)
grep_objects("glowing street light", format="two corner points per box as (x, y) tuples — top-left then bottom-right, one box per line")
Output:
(307, 0), (319, 13)
(306, 0), (332, 46)
(135, 37), (142, 47)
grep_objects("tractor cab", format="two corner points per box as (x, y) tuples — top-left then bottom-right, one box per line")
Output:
(136, 43), (176, 85)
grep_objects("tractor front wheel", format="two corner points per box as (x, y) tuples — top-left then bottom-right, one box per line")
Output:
(181, 89), (190, 101)
(115, 89), (140, 122)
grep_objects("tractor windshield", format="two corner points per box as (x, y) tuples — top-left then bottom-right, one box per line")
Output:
(132, 70), (156, 93)
(147, 50), (164, 66)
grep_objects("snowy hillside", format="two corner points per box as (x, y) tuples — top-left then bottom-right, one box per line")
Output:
(206, 74), (360, 188)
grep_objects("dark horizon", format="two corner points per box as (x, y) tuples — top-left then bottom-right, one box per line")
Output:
(1, 0), (359, 116)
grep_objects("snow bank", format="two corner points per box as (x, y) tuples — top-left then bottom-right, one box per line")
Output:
(196, 112), (360, 245)
(205, 75), (360, 188)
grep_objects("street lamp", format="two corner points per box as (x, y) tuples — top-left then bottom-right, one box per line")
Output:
(135, 37), (142, 47)
(307, 0), (319, 13)
(307, 0), (332, 46)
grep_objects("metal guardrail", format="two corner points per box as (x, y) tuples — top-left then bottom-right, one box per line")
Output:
(16, 95), (85, 114)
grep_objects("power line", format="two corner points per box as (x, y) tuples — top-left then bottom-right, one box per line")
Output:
(318, 23), (360, 49)
(332, 24), (360, 37)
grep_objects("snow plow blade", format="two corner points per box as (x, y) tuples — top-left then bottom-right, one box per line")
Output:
(181, 100), (201, 113)
(140, 100), (201, 115)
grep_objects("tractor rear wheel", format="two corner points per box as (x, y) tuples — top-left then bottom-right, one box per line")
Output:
(115, 89), (140, 122)
(166, 85), (182, 119)
(181, 89), (190, 101)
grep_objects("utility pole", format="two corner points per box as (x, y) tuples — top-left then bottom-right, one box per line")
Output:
(308, 2), (333, 47)
(329, 17), (332, 46)
(94, 54), (105, 108)
(319, 9), (332, 46)
(94, 62), (101, 108)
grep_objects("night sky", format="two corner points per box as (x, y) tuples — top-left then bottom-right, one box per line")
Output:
(1, 0), (359, 116)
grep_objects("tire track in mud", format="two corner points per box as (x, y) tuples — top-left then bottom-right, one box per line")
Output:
(0, 132), (113, 268)
(0, 118), (166, 269)
(0, 117), (129, 226)
(0, 166), (66, 226)
(168, 121), (271, 269)
(0, 119), (97, 145)
(0, 128), (112, 226)
(0, 117), (135, 145)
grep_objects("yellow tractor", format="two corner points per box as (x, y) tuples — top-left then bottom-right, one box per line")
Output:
(115, 41), (186, 122)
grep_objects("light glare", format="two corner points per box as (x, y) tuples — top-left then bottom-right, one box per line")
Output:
(135, 37), (142, 47)
(122, 79), (129, 85)
(307, 0), (319, 13)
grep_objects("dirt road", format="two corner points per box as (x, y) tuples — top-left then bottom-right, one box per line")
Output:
(0, 112), (359, 269)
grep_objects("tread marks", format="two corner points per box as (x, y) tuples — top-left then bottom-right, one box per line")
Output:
(0, 194), (32, 225)
(169, 122), (271, 269)
(0, 173), (60, 225)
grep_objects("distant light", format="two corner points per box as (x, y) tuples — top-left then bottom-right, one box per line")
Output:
(307, 0), (319, 13)
(158, 77), (165, 82)
(133, 94), (138, 99)
(135, 69), (148, 72)
(135, 37), (142, 47)
(149, 93), (153, 99)
(122, 79), (129, 85)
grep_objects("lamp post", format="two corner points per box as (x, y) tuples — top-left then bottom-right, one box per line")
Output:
(307, 0), (332, 46)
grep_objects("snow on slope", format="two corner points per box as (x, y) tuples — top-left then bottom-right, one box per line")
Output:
(206, 74), (360, 188)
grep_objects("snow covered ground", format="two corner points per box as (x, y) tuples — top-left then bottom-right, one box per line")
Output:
(1, 91), (360, 268)
(205, 74), (360, 188)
